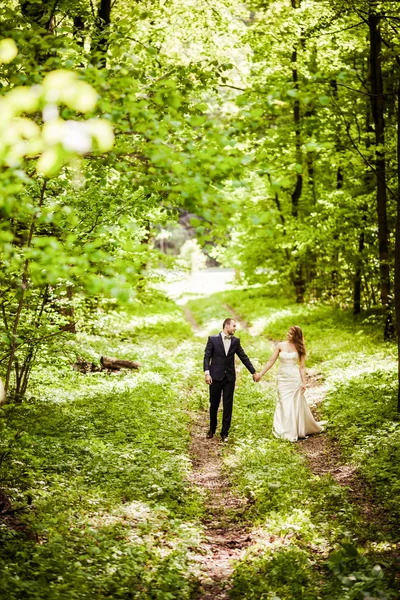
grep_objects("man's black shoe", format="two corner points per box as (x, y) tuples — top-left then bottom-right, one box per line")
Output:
(221, 435), (229, 443)
(206, 431), (214, 439)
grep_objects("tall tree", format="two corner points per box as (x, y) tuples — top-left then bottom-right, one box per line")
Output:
(368, 7), (393, 337)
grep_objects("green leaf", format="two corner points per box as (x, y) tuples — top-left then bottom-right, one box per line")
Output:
(318, 95), (330, 106)
(0, 38), (18, 64)
(36, 147), (63, 177)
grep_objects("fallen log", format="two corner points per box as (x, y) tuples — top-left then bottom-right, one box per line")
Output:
(73, 358), (103, 373)
(100, 356), (141, 370)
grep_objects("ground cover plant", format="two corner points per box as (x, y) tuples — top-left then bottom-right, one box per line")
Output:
(185, 288), (399, 599)
(0, 292), (205, 600)
(1, 282), (399, 599)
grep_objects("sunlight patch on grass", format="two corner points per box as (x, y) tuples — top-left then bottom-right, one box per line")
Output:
(325, 358), (396, 389)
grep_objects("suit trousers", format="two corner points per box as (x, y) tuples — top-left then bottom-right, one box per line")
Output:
(209, 376), (235, 436)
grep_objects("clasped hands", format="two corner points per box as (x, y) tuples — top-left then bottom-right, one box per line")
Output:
(205, 373), (262, 385)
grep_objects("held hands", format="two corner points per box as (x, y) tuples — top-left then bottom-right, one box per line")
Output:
(205, 373), (262, 384)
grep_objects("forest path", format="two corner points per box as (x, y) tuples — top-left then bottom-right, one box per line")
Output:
(183, 306), (260, 599)
(297, 377), (399, 544)
(188, 410), (257, 599)
(224, 302), (380, 516)
(182, 297), (399, 596)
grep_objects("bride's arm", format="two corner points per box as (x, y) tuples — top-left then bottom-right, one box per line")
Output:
(299, 354), (306, 391)
(259, 345), (280, 378)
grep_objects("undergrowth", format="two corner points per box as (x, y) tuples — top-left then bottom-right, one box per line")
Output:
(186, 288), (399, 600)
(0, 291), (203, 600)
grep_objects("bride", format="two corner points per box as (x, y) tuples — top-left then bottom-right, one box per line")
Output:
(257, 325), (323, 442)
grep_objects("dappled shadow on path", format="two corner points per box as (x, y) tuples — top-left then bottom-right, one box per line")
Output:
(183, 305), (259, 599)
(298, 373), (400, 569)
(188, 410), (257, 600)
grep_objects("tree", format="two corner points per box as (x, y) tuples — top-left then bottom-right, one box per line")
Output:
(0, 0), (249, 399)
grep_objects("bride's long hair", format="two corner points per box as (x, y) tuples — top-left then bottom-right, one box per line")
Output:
(288, 325), (306, 357)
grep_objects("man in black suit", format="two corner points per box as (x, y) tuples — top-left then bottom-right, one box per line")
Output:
(203, 317), (260, 442)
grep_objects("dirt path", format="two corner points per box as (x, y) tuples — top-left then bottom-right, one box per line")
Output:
(183, 306), (203, 334)
(224, 304), (249, 331)
(298, 373), (400, 565)
(184, 304), (399, 595)
(189, 412), (256, 599)
(183, 306), (256, 599)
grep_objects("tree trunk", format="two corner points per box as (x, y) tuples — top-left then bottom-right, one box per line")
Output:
(353, 228), (365, 315)
(4, 182), (47, 398)
(294, 264), (305, 304)
(92, 0), (112, 68)
(273, 193), (290, 262)
(368, 12), (394, 338)
(290, 0), (305, 302)
(395, 76), (400, 412)
(73, 15), (85, 48)
(307, 152), (316, 205)
(60, 285), (76, 333)
(291, 47), (303, 219)
(100, 356), (141, 370)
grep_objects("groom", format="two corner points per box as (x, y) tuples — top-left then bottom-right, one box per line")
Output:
(203, 318), (259, 442)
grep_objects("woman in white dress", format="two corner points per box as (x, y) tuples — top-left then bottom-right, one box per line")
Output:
(258, 325), (323, 442)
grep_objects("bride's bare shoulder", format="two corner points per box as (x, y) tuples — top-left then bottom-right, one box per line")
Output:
(276, 341), (285, 352)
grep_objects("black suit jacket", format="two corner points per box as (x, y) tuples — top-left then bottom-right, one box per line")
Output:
(203, 334), (256, 382)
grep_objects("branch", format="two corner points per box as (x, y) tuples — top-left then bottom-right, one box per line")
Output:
(218, 83), (271, 96)
(0, 328), (70, 365)
(46, 0), (60, 33)
(1, 303), (9, 334)
(326, 81), (397, 97)
(126, 36), (162, 68)
(307, 21), (365, 39)
(330, 95), (396, 201)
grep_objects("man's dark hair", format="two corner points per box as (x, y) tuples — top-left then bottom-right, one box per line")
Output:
(223, 318), (236, 329)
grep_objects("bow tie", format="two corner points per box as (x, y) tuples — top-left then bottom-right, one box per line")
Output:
(224, 335), (232, 340)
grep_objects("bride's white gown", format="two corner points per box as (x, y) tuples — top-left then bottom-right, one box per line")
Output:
(273, 351), (323, 442)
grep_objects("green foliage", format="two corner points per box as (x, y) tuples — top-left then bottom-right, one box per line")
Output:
(0, 0), (251, 399)
(323, 372), (400, 519)
(0, 293), (202, 599)
(326, 543), (393, 600)
(182, 1), (400, 313)
(186, 289), (399, 599)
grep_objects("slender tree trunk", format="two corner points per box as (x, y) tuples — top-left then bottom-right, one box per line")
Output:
(353, 228), (365, 315)
(92, 0), (112, 68)
(330, 167), (343, 299)
(395, 75), (400, 411)
(273, 193), (290, 262)
(290, 0), (305, 303)
(291, 46), (302, 219)
(73, 15), (85, 48)
(4, 182), (46, 398)
(15, 285), (50, 402)
(354, 107), (374, 314)
(294, 265), (305, 303)
(330, 78), (343, 300)
(368, 12), (394, 338)
(307, 153), (316, 205)
(60, 285), (76, 333)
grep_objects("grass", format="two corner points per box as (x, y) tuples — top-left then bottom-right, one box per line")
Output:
(185, 287), (400, 599)
(1, 284), (399, 599)
(0, 291), (204, 600)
